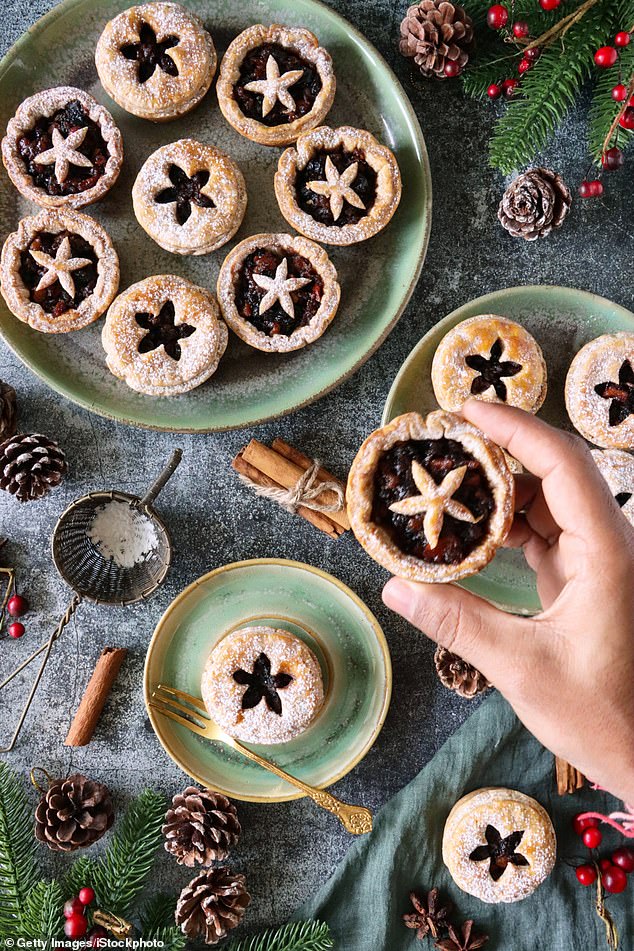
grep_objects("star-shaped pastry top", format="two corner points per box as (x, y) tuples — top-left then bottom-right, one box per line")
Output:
(595, 358), (634, 427)
(469, 824), (529, 882)
(307, 156), (366, 222)
(29, 237), (92, 299)
(35, 127), (93, 184)
(465, 338), (523, 402)
(388, 461), (480, 550)
(233, 652), (293, 716)
(252, 257), (311, 319)
(244, 54), (304, 117)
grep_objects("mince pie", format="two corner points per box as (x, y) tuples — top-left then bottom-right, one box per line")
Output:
(275, 125), (401, 246)
(591, 449), (634, 527)
(216, 24), (335, 147)
(1, 87), (123, 209)
(95, 2), (216, 122)
(1, 209), (119, 334)
(347, 411), (515, 583)
(102, 274), (227, 396)
(565, 332), (634, 449)
(442, 788), (556, 904)
(132, 139), (247, 255)
(432, 315), (547, 413)
(201, 625), (324, 744)
(216, 232), (340, 353)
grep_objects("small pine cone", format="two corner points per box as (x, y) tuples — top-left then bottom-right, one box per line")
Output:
(0, 432), (67, 502)
(175, 867), (251, 945)
(399, 0), (474, 79)
(0, 382), (17, 442)
(163, 787), (241, 867)
(34, 773), (115, 852)
(434, 647), (490, 699)
(498, 167), (571, 241)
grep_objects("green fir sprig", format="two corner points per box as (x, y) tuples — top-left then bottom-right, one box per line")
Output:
(223, 920), (334, 951)
(0, 763), (40, 938)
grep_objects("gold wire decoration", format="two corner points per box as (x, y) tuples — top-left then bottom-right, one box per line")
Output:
(93, 910), (134, 939)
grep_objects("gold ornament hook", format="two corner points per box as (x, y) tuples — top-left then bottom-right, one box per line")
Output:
(30, 766), (53, 792)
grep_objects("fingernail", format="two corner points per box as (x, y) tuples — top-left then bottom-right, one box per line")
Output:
(382, 577), (413, 616)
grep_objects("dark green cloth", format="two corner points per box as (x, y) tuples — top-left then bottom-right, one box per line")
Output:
(296, 692), (632, 950)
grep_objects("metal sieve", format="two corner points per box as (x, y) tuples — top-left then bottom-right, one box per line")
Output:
(0, 449), (182, 752)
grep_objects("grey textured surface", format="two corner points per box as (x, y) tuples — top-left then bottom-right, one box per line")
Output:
(0, 0), (633, 939)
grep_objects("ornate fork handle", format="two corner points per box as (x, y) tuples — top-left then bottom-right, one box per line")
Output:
(233, 738), (372, 835)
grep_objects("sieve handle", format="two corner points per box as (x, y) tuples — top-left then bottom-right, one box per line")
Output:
(139, 449), (183, 509)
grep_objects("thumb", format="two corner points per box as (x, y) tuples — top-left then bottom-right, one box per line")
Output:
(382, 576), (535, 688)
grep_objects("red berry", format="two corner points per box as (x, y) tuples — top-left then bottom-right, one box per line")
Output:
(612, 847), (634, 873)
(63, 898), (84, 919)
(487, 4), (509, 28)
(576, 864), (597, 886)
(503, 78), (520, 97)
(487, 83), (503, 99)
(513, 20), (530, 37)
(619, 106), (634, 129)
(539, 0), (561, 10)
(6, 594), (28, 617)
(600, 857), (613, 872)
(602, 146), (624, 170)
(612, 83), (628, 101)
(518, 58), (532, 73)
(589, 179), (604, 197)
(444, 61), (461, 77)
(594, 46), (619, 68)
(78, 886), (96, 906)
(615, 31), (631, 47)
(583, 826), (603, 848)
(578, 180), (592, 198)
(573, 814), (600, 835)
(525, 46), (541, 61)
(602, 865), (628, 894)
(8, 622), (25, 639)
(64, 914), (88, 939)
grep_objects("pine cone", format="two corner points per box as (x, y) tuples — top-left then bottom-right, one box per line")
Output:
(0, 432), (67, 502)
(163, 786), (241, 867)
(175, 868), (251, 945)
(0, 382), (17, 442)
(34, 773), (114, 852)
(498, 167), (571, 240)
(434, 647), (490, 699)
(399, 0), (474, 79)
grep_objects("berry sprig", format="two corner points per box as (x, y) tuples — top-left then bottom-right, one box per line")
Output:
(63, 886), (108, 946)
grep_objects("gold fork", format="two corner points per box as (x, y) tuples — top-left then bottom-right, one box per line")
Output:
(149, 683), (373, 835)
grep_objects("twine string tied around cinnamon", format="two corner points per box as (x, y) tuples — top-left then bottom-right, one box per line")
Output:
(240, 458), (346, 515)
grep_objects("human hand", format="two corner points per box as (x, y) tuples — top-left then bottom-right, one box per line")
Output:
(382, 399), (634, 803)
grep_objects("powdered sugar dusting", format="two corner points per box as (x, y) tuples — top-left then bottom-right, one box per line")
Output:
(565, 332), (634, 449)
(591, 448), (634, 525)
(88, 498), (158, 568)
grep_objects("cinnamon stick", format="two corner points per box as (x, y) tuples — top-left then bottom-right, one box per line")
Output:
(556, 756), (585, 795)
(241, 440), (350, 531)
(65, 647), (127, 747)
(271, 438), (351, 531)
(232, 449), (342, 539)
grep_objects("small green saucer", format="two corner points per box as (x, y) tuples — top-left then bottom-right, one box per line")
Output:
(382, 285), (634, 615)
(143, 559), (391, 802)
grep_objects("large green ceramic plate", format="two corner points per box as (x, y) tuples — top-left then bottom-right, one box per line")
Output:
(143, 559), (392, 802)
(0, 0), (431, 431)
(382, 286), (634, 615)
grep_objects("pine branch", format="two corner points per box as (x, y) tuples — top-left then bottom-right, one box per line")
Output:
(141, 925), (187, 951)
(91, 789), (167, 918)
(0, 763), (40, 937)
(64, 855), (95, 900)
(588, 36), (634, 161)
(139, 893), (177, 933)
(489, 2), (612, 171)
(20, 880), (65, 947)
(223, 920), (334, 951)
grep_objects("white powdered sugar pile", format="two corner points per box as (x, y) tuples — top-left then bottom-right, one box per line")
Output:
(88, 499), (159, 569)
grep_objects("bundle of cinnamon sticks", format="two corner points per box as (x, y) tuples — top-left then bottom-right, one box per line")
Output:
(232, 438), (350, 539)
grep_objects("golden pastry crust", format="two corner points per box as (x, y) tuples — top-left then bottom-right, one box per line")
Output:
(216, 232), (340, 354)
(431, 315), (547, 413)
(442, 787), (556, 904)
(565, 332), (634, 449)
(1, 209), (119, 334)
(216, 24), (335, 146)
(102, 274), (227, 396)
(275, 125), (402, 246)
(1, 86), (123, 209)
(347, 411), (515, 583)
(132, 139), (247, 255)
(201, 626), (324, 744)
(591, 449), (634, 527)
(95, 2), (216, 122)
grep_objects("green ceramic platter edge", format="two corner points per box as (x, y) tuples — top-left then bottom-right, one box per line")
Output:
(0, 0), (431, 432)
(382, 285), (634, 615)
(143, 559), (392, 802)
